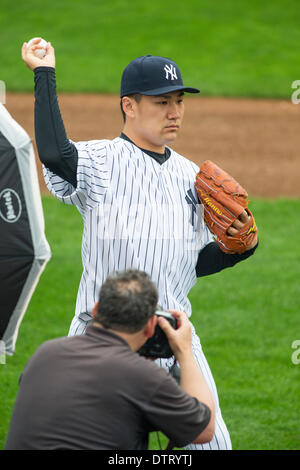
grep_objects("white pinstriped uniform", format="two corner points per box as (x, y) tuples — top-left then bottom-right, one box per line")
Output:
(43, 137), (232, 450)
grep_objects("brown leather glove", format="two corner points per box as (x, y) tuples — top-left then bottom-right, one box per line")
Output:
(195, 160), (257, 254)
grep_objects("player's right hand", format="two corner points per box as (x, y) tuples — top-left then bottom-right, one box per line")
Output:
(158, 310), (193, 360)
(22, 38), (56, 71)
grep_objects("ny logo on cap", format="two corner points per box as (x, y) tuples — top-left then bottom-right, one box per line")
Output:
(164, 64), (178, 81)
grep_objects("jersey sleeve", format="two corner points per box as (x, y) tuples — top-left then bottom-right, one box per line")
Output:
(43, 140), (111, 211)
(143, 373), (211, 447)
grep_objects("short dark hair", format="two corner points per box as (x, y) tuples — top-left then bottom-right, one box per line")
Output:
(120, 94), (142, 123)
(94, 270), (158, 333)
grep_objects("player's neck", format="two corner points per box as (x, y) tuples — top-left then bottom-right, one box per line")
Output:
(122, 127), (166, 154)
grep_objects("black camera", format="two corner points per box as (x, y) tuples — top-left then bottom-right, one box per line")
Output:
(138, 308), (178, 359)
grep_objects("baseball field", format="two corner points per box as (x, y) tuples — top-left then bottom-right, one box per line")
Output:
(0, 0), (299, 451)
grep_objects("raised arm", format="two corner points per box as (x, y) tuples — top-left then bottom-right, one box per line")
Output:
(21, 39), (78, 187)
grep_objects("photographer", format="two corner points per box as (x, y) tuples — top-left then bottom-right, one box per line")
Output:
(5, 270), (214, 450)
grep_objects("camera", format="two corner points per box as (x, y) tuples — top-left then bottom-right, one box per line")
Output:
(138, 308), (178, 359)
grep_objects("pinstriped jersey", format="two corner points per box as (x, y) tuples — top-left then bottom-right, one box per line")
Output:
(43, 137), (213, 320)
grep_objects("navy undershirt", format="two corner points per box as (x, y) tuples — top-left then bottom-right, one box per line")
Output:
(33, 66), (258, 277)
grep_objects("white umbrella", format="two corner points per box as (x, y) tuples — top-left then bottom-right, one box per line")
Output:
(0, 103), (51, 355)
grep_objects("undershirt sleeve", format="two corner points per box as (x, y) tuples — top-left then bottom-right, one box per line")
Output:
(196, 240), (258, 277)
(34, 66), (78, 187)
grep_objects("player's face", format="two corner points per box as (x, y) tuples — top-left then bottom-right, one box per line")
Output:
(130, 91), (185, 152)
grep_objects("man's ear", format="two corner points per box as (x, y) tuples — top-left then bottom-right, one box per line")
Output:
(122, 96), (136, 120)
(144, 315), (157, 339)
(92, 302), (99, 319)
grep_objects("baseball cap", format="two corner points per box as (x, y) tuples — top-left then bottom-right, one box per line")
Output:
(120, 55), (200, 97)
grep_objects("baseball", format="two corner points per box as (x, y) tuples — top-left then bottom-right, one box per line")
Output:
(27, 37), (47, 59)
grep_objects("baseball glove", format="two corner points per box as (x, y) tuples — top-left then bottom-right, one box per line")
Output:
(195, 160), (257, 254)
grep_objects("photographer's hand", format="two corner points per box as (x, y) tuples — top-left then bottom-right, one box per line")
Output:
(158, 310), (215, 443)
(157, 310), (193, 361)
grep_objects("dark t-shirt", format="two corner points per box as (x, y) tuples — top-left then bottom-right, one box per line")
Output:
(4, 325), (210, 450)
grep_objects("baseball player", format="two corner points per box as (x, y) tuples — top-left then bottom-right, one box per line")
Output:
(22, 40), (258, 450)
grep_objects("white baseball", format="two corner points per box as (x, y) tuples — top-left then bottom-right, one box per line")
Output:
(27, 37), (47, 59)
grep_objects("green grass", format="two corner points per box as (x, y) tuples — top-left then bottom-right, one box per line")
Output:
(0, 196), (299, 450)
(0, 0), (299, 98)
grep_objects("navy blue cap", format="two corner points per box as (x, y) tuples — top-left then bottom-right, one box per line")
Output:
(120, 55), (200, 97)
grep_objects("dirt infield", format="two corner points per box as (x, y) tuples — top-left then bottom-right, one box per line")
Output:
(4, 93), (300, 198)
